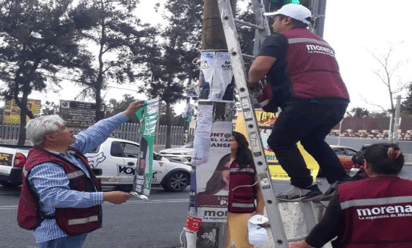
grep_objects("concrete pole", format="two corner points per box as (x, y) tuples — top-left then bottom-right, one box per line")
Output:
(186, 1), (237, 247)
(311, 0), (327, 37)
(388, 112), (393, 141)
(338, 120), (342, 145)
(394, 95), (402, 143)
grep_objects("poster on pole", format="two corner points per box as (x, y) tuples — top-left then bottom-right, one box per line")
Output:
(185, 51), (235, 248)
(132, 98), (159, 198)
(2, 99), (41, 124)
(198, 52), (234, 102)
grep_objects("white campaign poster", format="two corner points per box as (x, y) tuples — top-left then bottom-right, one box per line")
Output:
(185, 51), (234, 248)
(196, 120), (232, 223)
(191, 104), (213, 167)
(198, 51), (234, 102)
(210, 52), (234, 101)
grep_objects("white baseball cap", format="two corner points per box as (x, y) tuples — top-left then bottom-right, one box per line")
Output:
(248, 215), (269, 246)
(264, 4), (312, 25)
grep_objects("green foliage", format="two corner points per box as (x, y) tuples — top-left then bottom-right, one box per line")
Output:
(0, 0), (93, 144)
(0, 0), (92, 100)
(401, 83), (412, 115)
(71, 0), (153, 120)
(347, 107), (371, 118)
(236, 3), (257, 58)
(137, 0), (202, 104)
(105, 94), (139, 122)
(41, 101), (59, 115)
(370, 111), (390, 119)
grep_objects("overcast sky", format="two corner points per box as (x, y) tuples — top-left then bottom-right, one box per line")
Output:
(10, 0), (412, 115)
(135, 0), (412, 113)
(323, 0), (412, 113)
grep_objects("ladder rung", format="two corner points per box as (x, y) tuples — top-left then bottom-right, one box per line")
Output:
(288, 236), (306, 242)
(242, 54), (255, 60)
(234, 18), (265, 30)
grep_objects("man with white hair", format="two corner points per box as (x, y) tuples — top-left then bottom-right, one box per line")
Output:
(17, 100), (142, 248)
(248, 4), (350, 201)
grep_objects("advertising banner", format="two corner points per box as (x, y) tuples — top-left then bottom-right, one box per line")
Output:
(132, 98), (159, 198)
(235, 109), (320, 180)
(2, 99), (41, 124)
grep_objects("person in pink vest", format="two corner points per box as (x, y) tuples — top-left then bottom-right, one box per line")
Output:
(225, 131), (264, 248)
(198, 131), (265, 247)
(248, 4), (350, 201)
(18, 100), (142, 248)
(290, 143), (411, 248)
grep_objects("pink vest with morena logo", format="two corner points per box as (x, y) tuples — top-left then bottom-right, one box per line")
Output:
(339, 177), (412, 247)
(281, 28), (349, 100)
(228, 159), (256, 213)
(17, 147), (102, 236)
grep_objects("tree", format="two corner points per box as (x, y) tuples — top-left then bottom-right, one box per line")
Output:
(72, 0), (153, 120)
(370, 111), (390, 119)
(361, 44), (409, 135)
(41, 101), (59, 115)
(105, 93), (138, 122)
(158, 105), (183, 126)
(401, 83), (412, 115)
(138, 0), (203, 148)
(0, 0), (93, 144)
(346, 107), (371, 118)
(0, 106), (3, 123)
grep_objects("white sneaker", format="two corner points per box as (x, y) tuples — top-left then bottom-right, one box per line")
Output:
(276, 183), (323, 202)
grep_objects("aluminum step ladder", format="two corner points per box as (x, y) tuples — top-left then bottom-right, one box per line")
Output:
(217, 0), (321, 246)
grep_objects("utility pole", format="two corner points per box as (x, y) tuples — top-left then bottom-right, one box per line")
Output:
(393, 95), (402, 143)
(185, 1), (237, 247)
(311, 0), (327, 37)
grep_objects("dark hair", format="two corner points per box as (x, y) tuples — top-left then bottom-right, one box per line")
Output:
(364, 143), (404, 175)
(277, 14), (309, 29)
(232, 131), (253, 169)
(198, 132), (254, 195)
(198, 153), (231, 195)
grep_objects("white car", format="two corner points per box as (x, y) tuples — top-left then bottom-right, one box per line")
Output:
(158, 142), (193, 165)
(85, 138), (191, 192)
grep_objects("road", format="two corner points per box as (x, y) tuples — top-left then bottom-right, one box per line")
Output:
(2, 167), (412, 248)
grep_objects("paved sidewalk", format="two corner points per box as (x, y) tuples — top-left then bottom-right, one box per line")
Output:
(257, 202), (332, 248)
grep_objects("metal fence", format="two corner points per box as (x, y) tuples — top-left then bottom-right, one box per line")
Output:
(0, 123), (195, 146)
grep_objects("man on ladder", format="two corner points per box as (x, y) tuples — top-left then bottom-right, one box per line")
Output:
(248, 3), (350, 201)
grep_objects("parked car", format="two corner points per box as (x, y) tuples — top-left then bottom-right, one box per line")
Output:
(158, 142), (193, 165)
(86, 138), (192, 192)
(0, 144), (29, 187)
(348, 144), (370, 180)
(317, 145), (358, 177)
(330, 145), (359, 172)
(0, 138), (192, 192)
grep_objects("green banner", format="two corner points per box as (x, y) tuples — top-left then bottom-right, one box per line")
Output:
(133, 98), (160, 196)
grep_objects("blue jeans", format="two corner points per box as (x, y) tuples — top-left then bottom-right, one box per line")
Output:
(38, 234), (87, 248)
(267, 99), (348, 188)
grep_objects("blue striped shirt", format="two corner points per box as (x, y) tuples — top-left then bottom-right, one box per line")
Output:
(29, 113), (129, 244)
